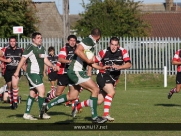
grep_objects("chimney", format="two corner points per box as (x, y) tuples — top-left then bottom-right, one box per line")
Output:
(165, 0), (174, 11)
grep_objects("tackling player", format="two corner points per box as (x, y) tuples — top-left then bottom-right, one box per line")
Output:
(73, 37), (132, 122)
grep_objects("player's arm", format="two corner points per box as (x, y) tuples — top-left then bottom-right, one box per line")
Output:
(112, 61), (132, 70)
(172, 60), (181, 65)
(87, 65), (92, 76)
(91, 63), (110, 70)
(0, 57), (11, 63)
(14, 56), (27, 78)
(58, 57), (71, 64)
(75, 44), (94, 64)
(58, 48), (71, 64)
(43, 64), (47, 77)
(59, 57), (71, 64)
(44, 57), (56, 71)
(0, 50), (3, 57)
(21, 63), (27, 72)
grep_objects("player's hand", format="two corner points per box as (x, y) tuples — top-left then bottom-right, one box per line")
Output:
(56, 65), (60, 71)
(112, 64), (120, 70)
(87, 57), (94, 65)
(68, 60), (72, 64)
(102, 65), (111, 70)
(13, 72), (19, 78)
(52, 66), (57, 71)
(6, 58), (12, 63)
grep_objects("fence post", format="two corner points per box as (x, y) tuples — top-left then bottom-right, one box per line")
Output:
(164, 66), (167, 87)
(125, 69), (127, 91)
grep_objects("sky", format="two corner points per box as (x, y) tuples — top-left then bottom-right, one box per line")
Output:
(32, 0), (169, 14)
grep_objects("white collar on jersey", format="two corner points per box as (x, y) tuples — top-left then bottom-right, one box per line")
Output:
(89, 35), (97, 44)
(32, 43), (42, 49)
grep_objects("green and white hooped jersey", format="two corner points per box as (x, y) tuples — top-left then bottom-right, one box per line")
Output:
(68, 35), (97, 71)
(23, 44), (46, 74)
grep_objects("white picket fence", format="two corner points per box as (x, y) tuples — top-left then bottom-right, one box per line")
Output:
(0, 37), (181, 75)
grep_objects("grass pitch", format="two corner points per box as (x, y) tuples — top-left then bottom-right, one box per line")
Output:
(0, 74), (181, 135)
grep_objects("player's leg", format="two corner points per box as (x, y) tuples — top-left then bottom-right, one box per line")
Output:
(101, 83), (115, 121)
(45, 85), (77, 110)
(168, 72), (181, 99)
(11, 76), (20, 109)
(67, 70), (107, 123)
(64, 90), (72, 107)
(46, 74), (65, 102)
(23, 88), (37, 120)
(25, 73), (49, 119)
(74, 91), (105, 117)
(49, 72), (57, 90)
(96, 73), (115, 121)
(4, 70), (14, 108)
(45, 72), (57, 102)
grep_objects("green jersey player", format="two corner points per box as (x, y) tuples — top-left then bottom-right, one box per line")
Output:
(14, 32), (56, 120)
(67, 28), (107, 123)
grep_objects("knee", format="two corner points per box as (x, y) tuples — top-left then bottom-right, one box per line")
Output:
(92, 87), (99, 94)
(109, 91), (115, 97)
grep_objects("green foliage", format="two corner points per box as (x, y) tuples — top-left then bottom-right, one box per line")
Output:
(74, 0), (151, 37)
(0, 0), (38, 38)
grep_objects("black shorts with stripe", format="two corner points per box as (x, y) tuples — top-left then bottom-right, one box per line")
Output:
(48, 71), (58, 81)
(176, 72), (181, 84)
(57, 74), (70, 86)
(96, 73), (119, 89)
(4, 69), (21, 83)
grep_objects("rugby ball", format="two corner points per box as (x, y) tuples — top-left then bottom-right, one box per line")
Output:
(84, 50), (94, 60)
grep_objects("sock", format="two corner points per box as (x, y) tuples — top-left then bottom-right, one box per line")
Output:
(71, 100), (75, 110)
(77, 99), (90, 111)
(65, 91), (71, 106)
(103, 95), (113, 116)
(47, 94), (67, 110)
(8, 90), (13, 105)
(25, 95), (35, 114)
(170, 88), (176, 93)
(38, 96), (45, 111)
(79, 87), (83, 92)
(89, 96), (98, 119)
(48, 88), (56, 100)
(65, 101), (71, 105)
(13, 88), (18, 103)
(71, 97), (80, 110)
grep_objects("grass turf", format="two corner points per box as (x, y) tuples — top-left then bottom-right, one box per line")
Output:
(0, 74), (181, 135)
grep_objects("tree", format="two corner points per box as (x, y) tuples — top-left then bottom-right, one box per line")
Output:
(0, 0), (38, 38)
(73, 0), (151, 37)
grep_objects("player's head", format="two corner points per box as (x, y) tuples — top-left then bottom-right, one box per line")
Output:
(67, 35), (77, 47)
(32, 32), (42, 46)
(9, 36), (17, 49)
(48, 46), (55, 55)
(109, 37), (119, 53)
(91, 28), (101, 42)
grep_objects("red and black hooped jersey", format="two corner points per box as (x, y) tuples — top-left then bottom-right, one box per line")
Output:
(95, 46), (131, 74)
(57, 43), (76, 74)
(2, 46), (23, 71)
(173, 49), (181, 72)
(47, 54), (58, 74)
